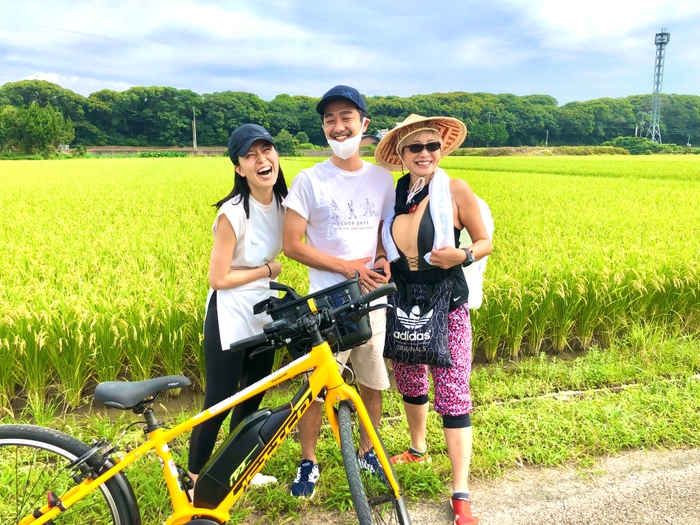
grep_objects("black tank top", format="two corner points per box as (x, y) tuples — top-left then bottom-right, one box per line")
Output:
(391, 175), (469, 311)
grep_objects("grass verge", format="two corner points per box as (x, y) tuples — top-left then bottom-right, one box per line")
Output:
(1, 325), (698, 524)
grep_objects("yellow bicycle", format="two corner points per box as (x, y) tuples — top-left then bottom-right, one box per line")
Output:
(0, 276), (410, 525)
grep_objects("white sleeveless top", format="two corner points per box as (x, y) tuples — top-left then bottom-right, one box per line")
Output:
(206, 195), (285, 351)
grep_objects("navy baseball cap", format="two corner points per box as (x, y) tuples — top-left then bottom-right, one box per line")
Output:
(228, 124), (275, 163)
(316, 85), (367, 115)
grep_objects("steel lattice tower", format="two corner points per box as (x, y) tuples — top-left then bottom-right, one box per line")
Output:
(646, 29), (670, 143)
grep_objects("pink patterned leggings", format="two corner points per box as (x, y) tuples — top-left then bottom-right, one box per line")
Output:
(392, 305), (473, 416)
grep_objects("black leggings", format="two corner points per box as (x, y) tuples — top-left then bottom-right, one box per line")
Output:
(188, 291), (275, 473)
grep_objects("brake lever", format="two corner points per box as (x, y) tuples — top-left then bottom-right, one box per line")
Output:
(368, 303), (390, 312)
(249, 345), (276, 359)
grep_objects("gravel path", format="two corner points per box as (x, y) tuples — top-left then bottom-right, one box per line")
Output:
(282, 448), (700, 525)
(411, 448), (700, 525)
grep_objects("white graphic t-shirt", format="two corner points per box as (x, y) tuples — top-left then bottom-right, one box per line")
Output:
(283, 159), (395, 292)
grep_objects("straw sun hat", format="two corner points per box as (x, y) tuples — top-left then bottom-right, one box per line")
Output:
(374, 114), (467, 171)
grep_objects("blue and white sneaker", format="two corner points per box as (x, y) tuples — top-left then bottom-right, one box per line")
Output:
(290, 459), (320, 498)
(357, 449), (388, 483)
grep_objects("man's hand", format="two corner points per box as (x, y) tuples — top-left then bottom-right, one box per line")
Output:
(374, 257), (391, 282)
(342, 257), (385, 292)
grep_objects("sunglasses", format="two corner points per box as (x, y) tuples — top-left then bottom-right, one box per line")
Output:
(404, 141), (442, 154)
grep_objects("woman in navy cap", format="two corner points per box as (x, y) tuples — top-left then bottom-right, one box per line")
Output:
(187, 123), (288, 489)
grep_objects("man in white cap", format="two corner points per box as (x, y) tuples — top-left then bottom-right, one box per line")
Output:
(282, 85), (395, 498)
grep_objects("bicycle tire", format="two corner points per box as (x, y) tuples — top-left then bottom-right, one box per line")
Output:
(338, 401), (411, 525)
(0, 424), (137, 525)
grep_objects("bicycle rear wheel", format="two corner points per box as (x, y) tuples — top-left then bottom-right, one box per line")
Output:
(0, 424), (137, 525)
(338, 401), (410, 525)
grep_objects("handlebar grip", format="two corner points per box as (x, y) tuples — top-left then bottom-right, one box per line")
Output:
(361, 283), (397, 304)
(228, 332), (268, 354)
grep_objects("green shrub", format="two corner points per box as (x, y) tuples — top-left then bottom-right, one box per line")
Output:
(294, 131), (309, 144)
(602, 136), (693, 155)
(71, 145), (87, 158)
(273, 129), (298, 156)
(360, 144), (377, 154)
(452, 146), (629, 157)
(139, 151), (189, 158)
(0, 152), (45, 160)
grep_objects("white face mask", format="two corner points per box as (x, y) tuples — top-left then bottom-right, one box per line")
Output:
(326, 118), (366, 160)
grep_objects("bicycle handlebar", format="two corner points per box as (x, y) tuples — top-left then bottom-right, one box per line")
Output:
(327, 282), (395, 319)
(228, 282), (396, 355)
(228, 332), (269, 354)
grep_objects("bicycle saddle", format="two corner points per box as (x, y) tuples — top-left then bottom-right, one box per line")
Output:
(94, 375), (191, 410)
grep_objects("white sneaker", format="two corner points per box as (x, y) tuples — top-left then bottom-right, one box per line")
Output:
(251, 472), (277, 486)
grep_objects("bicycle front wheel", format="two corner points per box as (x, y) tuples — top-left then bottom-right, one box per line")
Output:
(338, 401), (411, 525)
(0, 424), (137, 525)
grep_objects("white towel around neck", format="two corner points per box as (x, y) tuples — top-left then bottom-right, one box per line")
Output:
(382, 168), (454, 266)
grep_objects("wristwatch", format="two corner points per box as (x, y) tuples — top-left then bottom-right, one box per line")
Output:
(461, 247), (475, 267)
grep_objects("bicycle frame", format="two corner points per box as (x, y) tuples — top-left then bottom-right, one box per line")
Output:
(22, 307), (401, 525)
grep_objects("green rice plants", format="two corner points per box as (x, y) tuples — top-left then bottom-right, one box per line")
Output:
(501, 276), (535, 359)
(0, 335), (17, 413)
(550, 278), (580, 352)
(575, 269), (609, 350)
(121, 310), (158, 381)
(191, 331), (206, 390)
(159, 302), (188, 379)
(525, 278), (554, 356)
(479, 289), (508, 361)
(594, 269), (627, 347)
(92, 315), (125, 383)
(14, 310), (53, 416)
(47, 309), (94, 409)
(2, 155), (700, 404)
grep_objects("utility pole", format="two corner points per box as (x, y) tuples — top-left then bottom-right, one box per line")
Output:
(192, 107), (197, 151)
(545, 129), (549, 147)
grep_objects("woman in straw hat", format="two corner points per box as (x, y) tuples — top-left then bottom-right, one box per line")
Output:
(375, 115), (492, 525)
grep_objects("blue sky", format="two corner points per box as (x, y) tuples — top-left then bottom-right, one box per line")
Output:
(1, 0), (699, 105)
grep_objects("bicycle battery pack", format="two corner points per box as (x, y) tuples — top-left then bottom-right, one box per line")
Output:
(192, 404), (292, 509)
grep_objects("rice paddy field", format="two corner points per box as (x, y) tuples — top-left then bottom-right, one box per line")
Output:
(1, 155), (699, 415)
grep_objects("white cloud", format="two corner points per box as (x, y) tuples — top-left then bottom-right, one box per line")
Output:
(23, 73), (133, 95)
(1, 0), (698, 102)
(503, 0), (700, 52)
(1, 0), (395, 87)
(449, 36), (537, 69)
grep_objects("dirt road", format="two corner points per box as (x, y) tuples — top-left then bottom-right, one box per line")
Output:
(409, 448), (700, 525)
(286, 448), (700, 525)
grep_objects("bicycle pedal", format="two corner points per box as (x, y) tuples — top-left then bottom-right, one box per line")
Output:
(178, 465), (195, 491)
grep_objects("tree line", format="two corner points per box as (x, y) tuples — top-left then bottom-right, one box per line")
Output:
(1, 80), (699, 151)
